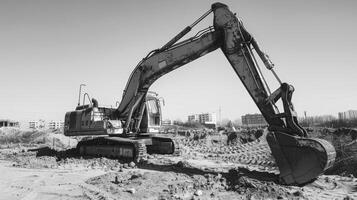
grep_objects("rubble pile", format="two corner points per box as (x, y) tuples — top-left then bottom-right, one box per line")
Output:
(225, 169), (302, 199)
(85, 170), (242, 199)
(0, 149), (58, 169)
(86, 166), (357, 200)
(57, 157), (138, 171)
(0, 147), (138, 171)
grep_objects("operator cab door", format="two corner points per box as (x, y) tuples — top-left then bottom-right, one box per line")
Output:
(146, 99), (161, 126)
(140, 98), (161, 133)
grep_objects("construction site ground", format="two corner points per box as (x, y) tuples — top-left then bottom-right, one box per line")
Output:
(0, 128), (357, 200)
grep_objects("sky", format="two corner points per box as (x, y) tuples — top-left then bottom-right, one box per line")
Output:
(0, 0), (356, 123)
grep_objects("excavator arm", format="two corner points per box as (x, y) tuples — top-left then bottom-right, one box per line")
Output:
(117, 3), (303, 137)
(115, 3), (335, 185)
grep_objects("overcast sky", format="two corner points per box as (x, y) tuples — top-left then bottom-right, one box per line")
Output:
(0, 0), (356, 123)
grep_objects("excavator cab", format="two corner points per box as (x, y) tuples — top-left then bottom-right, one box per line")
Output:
(64, 92), (163, 136)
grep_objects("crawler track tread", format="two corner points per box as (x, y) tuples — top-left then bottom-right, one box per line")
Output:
(171, 137), (182, 156)
(134, 141), (147, 162)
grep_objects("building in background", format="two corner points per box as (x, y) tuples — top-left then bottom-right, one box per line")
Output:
(29, 120), (46, 129)
(0, 119), (19, 128)
(188, 113), (217, 128)
(29, 121), (39, 129)
(188, 114), (199, 123)
(338, 110), (357, 120)
(241, 114), (267, 127)
(198, 113), (217, 125)
(48, 121), (64, 130)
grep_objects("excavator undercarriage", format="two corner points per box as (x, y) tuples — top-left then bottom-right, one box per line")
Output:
(76, 134), (180, 162)
(64, 2), (336, 185)
(65, 92), (180, 162)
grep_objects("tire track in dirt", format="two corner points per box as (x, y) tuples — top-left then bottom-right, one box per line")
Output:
(80, 183), (117, 200)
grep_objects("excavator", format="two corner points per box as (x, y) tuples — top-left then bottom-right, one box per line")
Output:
(64, 3), (336, 185)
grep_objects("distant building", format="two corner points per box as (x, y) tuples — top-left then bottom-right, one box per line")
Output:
(29, 120), (45, 129)
(48, 121), (64, 130)
(188, 113), (217, 128)
(0, 119), (19, 128)
(188, 114), (199, 123)
(338, 110), (357, 120)
(162, 119), (172, 126)
(29, 121), (39, 129)
(198, 113), (217, 125)
(241, 114), (267, 127)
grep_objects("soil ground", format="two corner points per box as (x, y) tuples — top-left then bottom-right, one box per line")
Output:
(0, 128), (357, 200)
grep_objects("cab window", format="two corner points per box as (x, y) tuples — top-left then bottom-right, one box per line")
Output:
(147, 100), (159, 114)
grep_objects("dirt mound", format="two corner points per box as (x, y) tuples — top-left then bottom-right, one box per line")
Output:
(85, 170), (237, 200)
(5, 150), (59, 169)
(226, 169), (302, 199)
(334, 128), (357, 139)
(1, 146), (138, 172)
(85, 166), (335, 200)
(30, 146), (58, 157)
(0, 128), (77, 150)
(0, 128), (46, 144)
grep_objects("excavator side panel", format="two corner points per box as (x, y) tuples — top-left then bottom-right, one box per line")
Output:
(64, 109), (109, 136)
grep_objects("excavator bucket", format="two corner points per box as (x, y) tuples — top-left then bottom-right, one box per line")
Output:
(266, 131), (336, 185)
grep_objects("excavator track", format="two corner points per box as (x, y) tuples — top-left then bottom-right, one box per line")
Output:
(172, 137), (182, 156)
(134, 140), (148, 162)
(77, 135), (180, 162)
(77, 137), (148, 162)
(147, 135), (181, 156)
